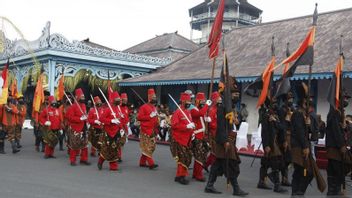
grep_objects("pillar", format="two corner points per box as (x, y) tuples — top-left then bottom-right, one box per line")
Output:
(48, 60), (56, 95)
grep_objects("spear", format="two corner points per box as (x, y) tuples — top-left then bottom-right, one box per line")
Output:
(98, 87), (117, 120)
(90, 94), (99, 120)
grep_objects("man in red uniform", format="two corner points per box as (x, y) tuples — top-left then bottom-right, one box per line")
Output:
(171, 93), (195, 185)
(98, 92), (122, 171)
(190, 92), (212, 182)
(15, 95), (26, 149)
(88, 96), (104, 157)
(204, 92), (221, 169)
(137, 88), (159, 169)
(2, 94), (20, 153)
(66, 88), (90, 166)
(118, 93), (129, 162)
(39, 96), (63, 158)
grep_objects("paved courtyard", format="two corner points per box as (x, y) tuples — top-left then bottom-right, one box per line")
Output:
(0, 130), (351, 198)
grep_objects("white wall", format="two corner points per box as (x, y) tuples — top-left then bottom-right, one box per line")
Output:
(240, 78), (352, 133)
(241, 91), (259, 134)
(317, 79), (352, 122)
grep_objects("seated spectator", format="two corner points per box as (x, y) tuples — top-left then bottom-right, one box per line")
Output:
(130, 108), (140, 138)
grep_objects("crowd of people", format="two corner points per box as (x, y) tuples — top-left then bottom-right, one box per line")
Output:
(0, 81), (352, 197)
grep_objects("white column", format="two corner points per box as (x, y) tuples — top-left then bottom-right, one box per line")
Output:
(48, 60), (56, 95)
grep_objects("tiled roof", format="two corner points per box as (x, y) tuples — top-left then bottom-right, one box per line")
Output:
(120, 8), (352, 85)
(123, 32), (199, 59)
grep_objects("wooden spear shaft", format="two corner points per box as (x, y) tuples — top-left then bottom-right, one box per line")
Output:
(208, 57), (217, 99)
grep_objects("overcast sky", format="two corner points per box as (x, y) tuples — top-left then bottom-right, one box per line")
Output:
(1, 0), (352, 51)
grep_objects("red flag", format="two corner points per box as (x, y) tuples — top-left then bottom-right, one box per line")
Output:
(257, 57), (275, 108)
(208, 0), (225, 59)
(1, 59), (8, 87)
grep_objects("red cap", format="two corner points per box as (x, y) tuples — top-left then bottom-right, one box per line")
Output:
(148, 88), (155, 101)
(75, 88), (84, 98)
(148, 89), (155, 96)
(109, 91), (120, 103)
(48, 96), (56, 104)
(180, 93), (191, 102)
(121, 93), (128, 100)
(211, 92), (220, 102)
(195, 92), (206, 101)
(93, 96), (101, 104)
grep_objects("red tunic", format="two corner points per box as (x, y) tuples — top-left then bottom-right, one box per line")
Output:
(208, 105), (218, 137)
(16, 104), (27, 126)
(88, 106), (104, 129)
(2, 104), (18, 126)
(190, 105), (208, 140)
(39, 106), (62, 130)
(100, 106), (122, 138)
(137, 103), (158, 136)
(171, 107), (193, 147)
(66, 103), (87, 132)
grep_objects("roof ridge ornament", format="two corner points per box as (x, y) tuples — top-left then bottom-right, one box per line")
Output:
(0, 22), (171, 66)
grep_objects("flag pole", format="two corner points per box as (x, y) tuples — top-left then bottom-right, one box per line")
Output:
(208, 58), (217, 99)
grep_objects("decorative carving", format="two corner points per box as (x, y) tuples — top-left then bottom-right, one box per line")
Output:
(48, 33), (171, 66)
(0, 21), (171, 66)
(53, 63), (139, 87)
(0, 22), (50, 58)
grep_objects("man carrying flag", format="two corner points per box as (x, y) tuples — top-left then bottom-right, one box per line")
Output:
(2, 92), (19, 153)
(325, 37), (352, 196)
(57, 67), (65, 151)
(32, 69), (48, 153)
(39, 96), (63, 159)
(205, 51), (248, 196)
(249, 37), (287, 193)
(15, 95), (26, 149)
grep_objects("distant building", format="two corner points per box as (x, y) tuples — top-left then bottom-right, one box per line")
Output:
(124, 32), (199, 61)
(189, 0), (262, 44)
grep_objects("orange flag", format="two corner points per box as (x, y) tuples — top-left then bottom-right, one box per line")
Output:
(327, 55), (343, 110)
(334, 56), (343, 109)
(57, 73), (64, 101)
(10, 78), (18, 97)
(257, 56), (275, 108)
(32, 74), (44, 122)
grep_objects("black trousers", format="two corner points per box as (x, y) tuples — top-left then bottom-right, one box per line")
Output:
(34, 126), (44, 147)
(291, 163), (313, 195)
(327, 159), (344, 194)
(210, 158), (240, 179)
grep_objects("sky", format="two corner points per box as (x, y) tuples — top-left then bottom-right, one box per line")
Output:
(1, 0), (352, 51)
